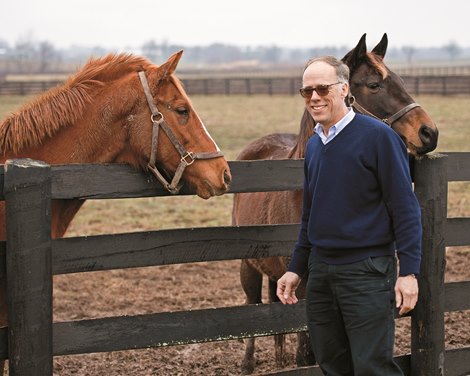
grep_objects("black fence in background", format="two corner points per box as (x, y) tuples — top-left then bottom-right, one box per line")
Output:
(1, 75), (470, 96)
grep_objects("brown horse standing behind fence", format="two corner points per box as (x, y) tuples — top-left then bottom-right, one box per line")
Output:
(232, 33), (439, 374)
(0, 50), (231, 373)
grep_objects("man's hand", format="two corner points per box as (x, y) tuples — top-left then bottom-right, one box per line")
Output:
(276, 271), (301, 304)
(395, 275), (419, 315)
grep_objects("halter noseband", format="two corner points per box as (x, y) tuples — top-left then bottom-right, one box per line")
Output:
(349, 95), (420, 127)
(138, 71), (224, 194)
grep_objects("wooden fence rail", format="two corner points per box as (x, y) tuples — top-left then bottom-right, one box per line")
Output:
(1, 75), (470, 96)
(0, 152), (469, 375)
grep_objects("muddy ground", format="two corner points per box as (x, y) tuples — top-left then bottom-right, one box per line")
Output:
(31, 246), (466, 375)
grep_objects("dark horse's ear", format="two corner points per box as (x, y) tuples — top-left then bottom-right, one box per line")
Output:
(371, 33), (388, 58)
(158, 50), (184, 80)
(341, 33), (367, 73)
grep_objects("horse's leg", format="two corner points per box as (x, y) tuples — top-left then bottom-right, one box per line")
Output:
(269, 278), (286, 369)
(296, 332), (315, 366)
(0, 262), (6, 373)
(294, 280), (316, 367)
(240, 260), (263, 375)
(51, 199), (84, 238)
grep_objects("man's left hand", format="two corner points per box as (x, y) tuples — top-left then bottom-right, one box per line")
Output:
(395, 275), (419, 315)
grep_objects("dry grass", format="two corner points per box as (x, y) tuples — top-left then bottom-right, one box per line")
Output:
(0, 94), (469, 234)
(1, 94), (469, 375)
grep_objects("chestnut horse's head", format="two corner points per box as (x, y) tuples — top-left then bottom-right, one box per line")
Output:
(126, 51), (231, 198)
(342, 33), (438, 156)
(0, 51), (231, 199)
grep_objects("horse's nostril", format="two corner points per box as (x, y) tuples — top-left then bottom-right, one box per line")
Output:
(223, 170), (232, 186)
(419, 126), (432, 142)
(418, 125), (438, 152)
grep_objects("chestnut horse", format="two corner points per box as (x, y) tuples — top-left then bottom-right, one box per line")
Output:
(232, 34), (438, 374)
(0, 50), (231, 371)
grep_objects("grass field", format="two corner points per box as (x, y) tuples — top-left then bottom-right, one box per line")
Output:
(0, 94), (469, 235)
(1, 94), (469, 375)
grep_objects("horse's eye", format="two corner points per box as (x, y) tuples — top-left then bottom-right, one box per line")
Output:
(175, 107), (189, 117)
(367, 83), (381, 91)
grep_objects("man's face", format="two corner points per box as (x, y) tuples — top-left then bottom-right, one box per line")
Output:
(302, 61), (349, 129)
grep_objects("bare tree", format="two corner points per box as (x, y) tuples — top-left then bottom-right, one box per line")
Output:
(38, 41), (56, 73)
(443, 40), (462, 60)
(14, 37), (36, 73)
(402, 45), (416, 64)
(142, 40), (160, 63)
(261, 45), (282, 64)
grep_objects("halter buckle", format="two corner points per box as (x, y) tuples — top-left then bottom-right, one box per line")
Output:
(181, 152), (195, 166)
(151, 112), (164, 124)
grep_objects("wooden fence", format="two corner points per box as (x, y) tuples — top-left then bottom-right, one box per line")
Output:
(0, 152), (469, 375)
(1, 75), (470, 96)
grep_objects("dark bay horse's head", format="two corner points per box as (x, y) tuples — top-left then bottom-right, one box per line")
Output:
(127, 51), (231, 198)
(342, 34), (438, 156)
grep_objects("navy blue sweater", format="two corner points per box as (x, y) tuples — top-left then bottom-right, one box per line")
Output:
(287, 113), (422, 277)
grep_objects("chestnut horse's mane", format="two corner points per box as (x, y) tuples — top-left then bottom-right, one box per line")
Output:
(288, 51), (387, 160)
(0, 53), (154, 155)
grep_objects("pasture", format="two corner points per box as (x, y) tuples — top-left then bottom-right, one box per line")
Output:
(0, 94), (469, 375)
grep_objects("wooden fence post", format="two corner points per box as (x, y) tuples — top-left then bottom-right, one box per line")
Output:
(3, 159), (52, 376)
(442, 77), (447, 96)
(245, 78), (251, 95)
(411, 154), (447, 376)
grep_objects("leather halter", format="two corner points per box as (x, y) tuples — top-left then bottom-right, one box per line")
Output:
(138, 71), (224, 194)
(350, 95), (420, 127)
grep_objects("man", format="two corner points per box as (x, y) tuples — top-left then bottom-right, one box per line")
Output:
(276, 56), (421, 376)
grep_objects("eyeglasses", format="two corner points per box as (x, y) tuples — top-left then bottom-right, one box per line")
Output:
(299, 82), (342, 98)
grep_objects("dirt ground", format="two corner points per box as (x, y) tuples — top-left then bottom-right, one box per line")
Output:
(24, 246), (462, 375)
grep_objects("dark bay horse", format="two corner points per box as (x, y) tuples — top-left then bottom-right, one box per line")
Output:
(0, 50), (231, 371)
(232, 34), (439, 374)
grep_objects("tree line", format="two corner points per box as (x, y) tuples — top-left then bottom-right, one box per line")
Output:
(0, 36), (468, 75)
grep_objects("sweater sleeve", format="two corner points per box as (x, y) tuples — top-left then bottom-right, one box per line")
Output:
(376, 128), (422, 276)
(287, 153), (312, 277)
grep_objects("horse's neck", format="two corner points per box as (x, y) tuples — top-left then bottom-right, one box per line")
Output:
(0, 195), (84, 241)
(0, 114), (131, 240)
(5, 116), (129, 166)
(287, 142), (303, 159)
(288, 109), (315, 159)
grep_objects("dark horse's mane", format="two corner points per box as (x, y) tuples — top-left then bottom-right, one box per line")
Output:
(287, 108), (316, 159)
(0, 54), (153, 155)
(287, 51), (388, 160)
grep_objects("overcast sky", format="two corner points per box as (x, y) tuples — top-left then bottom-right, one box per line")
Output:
(1, 0), (468, 51)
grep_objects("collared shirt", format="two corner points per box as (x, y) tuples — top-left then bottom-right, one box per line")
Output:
(288, 113), (422, 277)
(314, 108), (356, 144)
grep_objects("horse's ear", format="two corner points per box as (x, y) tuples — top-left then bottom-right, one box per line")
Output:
(371, 33), (388, 58)
(342, 33), (367, 73)
(158, 50), (184, 79)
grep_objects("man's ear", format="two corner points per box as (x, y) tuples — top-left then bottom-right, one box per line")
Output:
(341, 82), (350, 99)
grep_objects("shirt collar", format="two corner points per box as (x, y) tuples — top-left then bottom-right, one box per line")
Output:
(314, 108), (355, 142)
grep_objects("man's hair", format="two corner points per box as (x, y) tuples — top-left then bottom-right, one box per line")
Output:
(304, 56), (349, 83)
